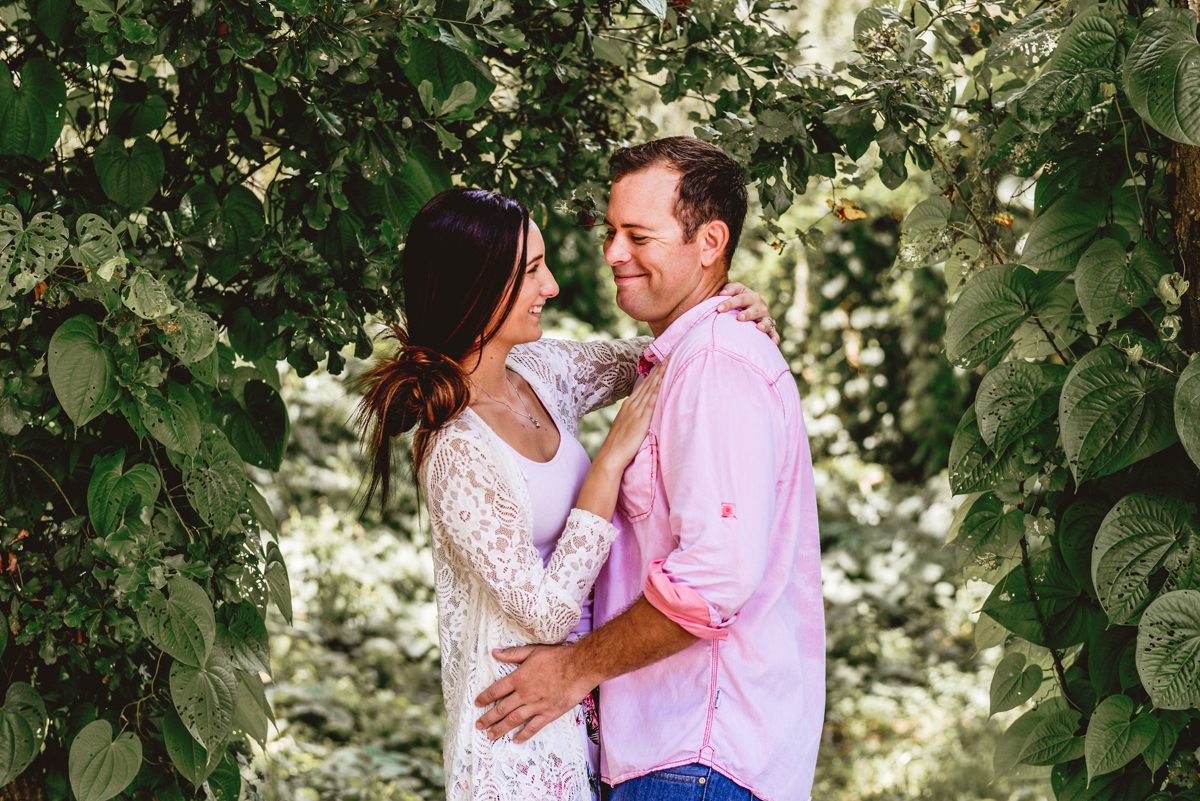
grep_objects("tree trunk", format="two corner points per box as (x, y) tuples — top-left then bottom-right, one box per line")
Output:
(1168, 140), (1200, 352)
(0, 770), (47, 801)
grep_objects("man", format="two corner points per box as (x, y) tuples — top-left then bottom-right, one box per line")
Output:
(474, 137), (825, 801)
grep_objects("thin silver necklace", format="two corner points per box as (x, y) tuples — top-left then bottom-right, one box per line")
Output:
(470, 374), (542, 429)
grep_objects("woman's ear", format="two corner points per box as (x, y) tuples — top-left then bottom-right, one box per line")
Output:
(698, 220), (730, 270)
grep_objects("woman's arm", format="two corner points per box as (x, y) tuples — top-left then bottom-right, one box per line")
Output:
(423, 434), (619, 644)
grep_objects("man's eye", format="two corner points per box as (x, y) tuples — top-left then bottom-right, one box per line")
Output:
(631, 236), (647, 243)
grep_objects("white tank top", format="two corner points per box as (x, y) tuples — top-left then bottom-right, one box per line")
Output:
(502, 399), (594, 639)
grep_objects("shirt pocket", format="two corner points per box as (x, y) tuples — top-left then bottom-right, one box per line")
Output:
(617, 431), (657, 522)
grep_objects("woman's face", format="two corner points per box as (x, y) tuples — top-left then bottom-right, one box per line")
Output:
(491, 221), (558, 348)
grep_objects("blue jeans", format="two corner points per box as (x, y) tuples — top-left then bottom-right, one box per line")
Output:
(608, 764), (760, 801)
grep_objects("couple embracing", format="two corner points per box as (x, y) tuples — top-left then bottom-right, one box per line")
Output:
(356, 138), (824, 801)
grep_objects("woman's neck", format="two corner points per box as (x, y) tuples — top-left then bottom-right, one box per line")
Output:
(462, 341), (517, 402)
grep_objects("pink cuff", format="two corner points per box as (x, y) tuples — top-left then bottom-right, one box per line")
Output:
(643, 559), (732, 641)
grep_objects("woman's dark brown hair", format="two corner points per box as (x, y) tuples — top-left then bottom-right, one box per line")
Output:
(354, 187), (530, 510)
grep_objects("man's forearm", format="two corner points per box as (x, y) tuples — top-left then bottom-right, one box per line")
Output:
(570, 595), (699, 686)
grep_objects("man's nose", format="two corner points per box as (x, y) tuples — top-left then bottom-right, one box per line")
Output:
(604, 236), (629, 266)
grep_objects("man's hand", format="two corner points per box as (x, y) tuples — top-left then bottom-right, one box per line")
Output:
(474, 644), (595, 744)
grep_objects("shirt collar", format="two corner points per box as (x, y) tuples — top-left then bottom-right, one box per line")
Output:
(637, 296), (727, 376)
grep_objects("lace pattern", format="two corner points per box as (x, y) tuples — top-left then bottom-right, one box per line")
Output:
(420, 337), (649, 801)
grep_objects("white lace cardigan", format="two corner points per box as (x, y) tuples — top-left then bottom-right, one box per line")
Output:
(419, 336), (652, 801)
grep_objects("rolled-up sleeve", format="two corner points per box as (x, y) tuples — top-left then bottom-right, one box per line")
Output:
(641, 350), (782, 637)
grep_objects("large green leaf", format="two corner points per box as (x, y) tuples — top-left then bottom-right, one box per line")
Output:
(137, 576), (216, 667)
(108, 82), (168, 138)
(401, 35), (495, 118)
(163, 703), (217, 787)
(955, 494), (1025, 569)
(1044, 4), (1123, 73)
(138, 382), (202, 453)
(0, 59), (66, 160)
(86, 451), (160, 537)
(949, 405), (1048, 495)
(67, 720), (142, 801)
(0, 683), (47, 786)
(976, 362), (1067, 452)
(983, 549), (1102, 649)
(1085, 694), (1158, 781)
(1, 205), (69, 309)
(990, 652), (1043, 716)
(1013, 282), (1084, 360)
(94, 135), (164, 209)
(169, 655), (238, 750)
(214, 380), (288, 471)
(73, 214), (124, 276)
(230, 670), (271, 748)
(1143, 710), (1188, 773)
(994, 698), (1069, 778)
(1060, 347), (1179, 484)
(264, 540), (292, 624)
(206, 186), (265, 282)
(1092, 493), (1198, 625)
(1177, 358), (1200, 471)
(1058, 498), (1108, 594)
(219, 602), (270, 676)
(207, 752), (243, 801)
(183, 430), (246, 529)
(945, 264), (1048, 368)
(1136, 589), (1200, 710)
(357, 144), (452, 232)
(48, 315), (119, 427)
(1020, 192), (1106, 272)
(162, 310), (218, 365)
(1016, 710), (1084, 766)
(1010, 68), (1111, 123)
(1076, 239), (1170, 327)
(1124, 8), (1200, 146)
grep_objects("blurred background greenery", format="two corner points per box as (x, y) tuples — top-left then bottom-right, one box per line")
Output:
(241, 0), (1057, 798)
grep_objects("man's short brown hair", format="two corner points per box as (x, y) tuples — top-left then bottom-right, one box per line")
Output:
(609, 137), (748, 270)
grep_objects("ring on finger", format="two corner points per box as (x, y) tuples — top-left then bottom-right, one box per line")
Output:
(763, 316), (776, 332)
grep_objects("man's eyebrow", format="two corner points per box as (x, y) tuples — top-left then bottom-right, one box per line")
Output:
(602, 219), (653, 231)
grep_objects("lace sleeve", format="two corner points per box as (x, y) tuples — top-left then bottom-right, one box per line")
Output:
(509, 336), (653, 420)
(422, 433), (620, 644)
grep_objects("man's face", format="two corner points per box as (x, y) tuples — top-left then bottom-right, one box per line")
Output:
(603, 166), (708, 336)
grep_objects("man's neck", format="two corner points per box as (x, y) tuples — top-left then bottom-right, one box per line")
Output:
(649, 278), (727, 338)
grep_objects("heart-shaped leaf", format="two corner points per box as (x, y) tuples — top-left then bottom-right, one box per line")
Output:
(956, 494), (1025, 569)
(1077, 239), (1171, 327)
(0, 59), (66, 160)
(162, 310), (218, 365)
(976, 361), (1067, 452)
(354, 144), (452, 234)
(48, 315), (119, 427)
(206, 186), (265, 282)
(1137, 589), (1200, 710)
(1020, 192), (1106, 272)
(1017, 709), (1084, 766)
(1013, 282), (1084, 360)
(1143, 710), (1188, 773)
(265, 540), (292, 624)
(994, 698), (1068, 777)
(983, 549), (1102, 649)
(73, 214), (124, 275)
(1, 205), (69, 310)
(1059, 346), (1178, 484)
(136, 576), (216, 667)
(214, 380), (289, 471)
(207, 752), (243, 801)
(1177, 358), (1200, 471)
(162, 703), (217, 787)
(94, 135), (164, 209)
(0, 683), (47, 785)
(230, 670), (271, 749)
(1044, 4), (1124, 73)
(990, 652), (1043, 716)
(86, 451), (160, 537)
(139, 382), (202, 454)
(1124, 8), (1200, 146)
(1092, 493), (1198, 625)
(945, 264), (1047, 368)
(122, 269), (176, 319)
(1085, 694), (1158, 780)
(949, 405), (1050, 495)
(108, 85), (168, 138)
(68, 720), (142, 801)
(401, 35), (495, 118)
(1058, 498), (1108, 593)
(170, 655), (238, 750)
(219, 602), (271, 676)
(183, 429), (246, 529)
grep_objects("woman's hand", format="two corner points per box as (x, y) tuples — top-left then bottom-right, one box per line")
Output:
(716, 282), (780, 344)
(593, 358), (667, 473)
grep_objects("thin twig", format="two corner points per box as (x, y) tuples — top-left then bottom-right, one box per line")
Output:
(932, 149), (1006, 264)
(8, 453), (76, 515)
(1017, 533), (1078, 710)
(1032, 314), (1070, 364)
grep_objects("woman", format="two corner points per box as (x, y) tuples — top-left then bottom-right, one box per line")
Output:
(354, 188), (776, 801)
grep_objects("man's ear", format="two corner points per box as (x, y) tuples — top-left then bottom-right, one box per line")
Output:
(698, 220), (730, 270)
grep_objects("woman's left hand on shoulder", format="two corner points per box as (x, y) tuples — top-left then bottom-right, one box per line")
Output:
(716, 282), (780, 345)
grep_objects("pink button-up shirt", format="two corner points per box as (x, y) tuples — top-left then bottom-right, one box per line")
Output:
(593, 297), (825, 801)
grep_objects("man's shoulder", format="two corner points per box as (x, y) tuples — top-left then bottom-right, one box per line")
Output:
(674, 310), (790, 382)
